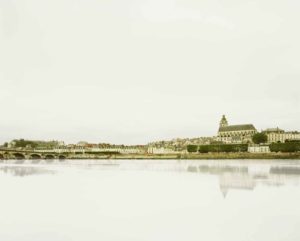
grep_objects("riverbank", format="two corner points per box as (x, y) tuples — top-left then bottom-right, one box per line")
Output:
(74, 152), (300, 160)
(1, 152), (300, 160)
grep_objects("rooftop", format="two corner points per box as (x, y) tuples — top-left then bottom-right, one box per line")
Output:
(219, 124), (256, 132)
(263, 128), (284, 133)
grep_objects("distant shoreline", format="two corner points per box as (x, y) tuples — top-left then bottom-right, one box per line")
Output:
(0, 152), (300, 160)
(94, 153), (300, 160)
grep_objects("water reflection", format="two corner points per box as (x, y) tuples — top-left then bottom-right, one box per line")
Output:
(1, 160), (300, 241)
(1, 160), (300, 195)
(186, 162), (300, 197)
(0, 166), (56, 177)
(270, 166), (300, 175)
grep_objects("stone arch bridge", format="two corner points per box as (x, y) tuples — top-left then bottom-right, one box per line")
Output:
(0, 148), (116, 160)
(0, 149), (69, 160)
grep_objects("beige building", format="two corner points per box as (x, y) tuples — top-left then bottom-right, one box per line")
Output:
(217, 115), (257, 144)
(263, 128), (300, 143)
(248, 145), (270, 153)
(147, 147), (186, 154)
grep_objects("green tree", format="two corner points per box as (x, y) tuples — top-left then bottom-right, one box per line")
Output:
(13, 139), (38, 149)
(187, 145), (198, 153)
(252, 132), (268, 144)
(198, 144), (248, 153)
(198, 145), (209, 153)
(270, 142), (300, 152)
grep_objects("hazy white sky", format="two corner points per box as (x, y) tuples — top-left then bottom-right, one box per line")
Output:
(0, 0), (299, 144)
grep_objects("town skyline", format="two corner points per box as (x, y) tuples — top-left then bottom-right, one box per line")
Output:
(1, 114), (299, 159)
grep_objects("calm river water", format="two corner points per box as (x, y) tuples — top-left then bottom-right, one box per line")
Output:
(1, 159), (300, 241)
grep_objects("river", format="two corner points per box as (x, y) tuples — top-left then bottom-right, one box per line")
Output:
(1, 159), (300, 241)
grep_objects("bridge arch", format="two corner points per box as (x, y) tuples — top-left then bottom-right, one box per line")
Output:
(58, 155), (66, 160)
(30, 154), (42, 160)
(13, 153), (25, 160)
(45, 154), (55, 160)
(0, 153), (4, 159)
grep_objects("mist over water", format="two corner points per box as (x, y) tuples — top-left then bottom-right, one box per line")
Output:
(1, 159), (300, 241)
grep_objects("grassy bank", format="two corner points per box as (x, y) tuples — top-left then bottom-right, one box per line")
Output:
(85, 152), (300, 160)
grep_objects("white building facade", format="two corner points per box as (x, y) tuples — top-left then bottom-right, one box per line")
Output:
(264, 128), (300, 143)
(248, 145), (270, 153)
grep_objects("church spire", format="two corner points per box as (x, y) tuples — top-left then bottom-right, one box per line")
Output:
(220, 115), (228, 128)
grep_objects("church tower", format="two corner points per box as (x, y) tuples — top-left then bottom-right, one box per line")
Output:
(220, 115), (228, 128)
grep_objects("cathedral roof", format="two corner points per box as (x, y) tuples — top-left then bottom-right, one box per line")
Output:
(219, 124), (256, 132)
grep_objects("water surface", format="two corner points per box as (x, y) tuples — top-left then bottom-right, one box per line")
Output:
(1, 159), (300, 241)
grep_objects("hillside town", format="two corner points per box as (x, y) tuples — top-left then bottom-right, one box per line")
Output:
(149, 115), (300, 154)
(1, 115), (300, 156)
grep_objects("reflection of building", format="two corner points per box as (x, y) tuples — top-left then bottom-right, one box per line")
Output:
(263, 128), (300, 143)
(186, 162), (300, 197)
(219, 174), (256, 197)
(217, 115), (257, 144)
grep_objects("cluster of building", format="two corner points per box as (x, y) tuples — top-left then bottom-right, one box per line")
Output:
(263, 128), (300, 143)
(149, 115), (300, 154)
(41, 142), (147, 154)
(5, 140), (147, 154)
(217, 115), (300, 144)
(147, 137), (213, 154)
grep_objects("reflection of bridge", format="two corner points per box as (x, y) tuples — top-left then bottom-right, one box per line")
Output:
(0, 165), (56, 176)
